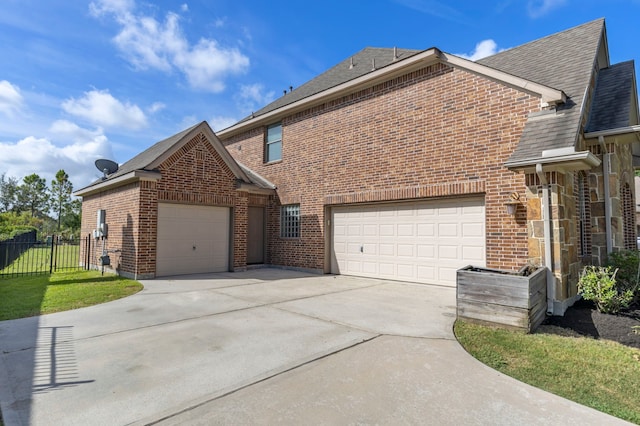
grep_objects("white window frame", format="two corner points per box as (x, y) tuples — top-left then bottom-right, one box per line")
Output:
(265, 123), (282, 163)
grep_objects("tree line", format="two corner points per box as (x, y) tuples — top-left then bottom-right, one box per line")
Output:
(0, 170), (81, 240)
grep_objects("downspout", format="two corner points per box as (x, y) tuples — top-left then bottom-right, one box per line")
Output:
(599, 136), (613, 255)
(536, 163), (556, 314)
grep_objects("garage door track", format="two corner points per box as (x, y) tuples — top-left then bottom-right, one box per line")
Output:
(0, 269), (629, 425)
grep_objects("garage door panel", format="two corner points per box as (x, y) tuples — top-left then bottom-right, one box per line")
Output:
(379, 244), (394, 256)
(438, 223), (459, 237)
(439, 245), (458, 259)
(397, 244), (414, 257)
(462, 222), (483, 237)
(463, 246), (484, 261)
(417, 244), (435, 259)
(417, 223), (434, 236)
(331, 198), (485, 286)
(379, 224), (395, 236)
(157, 204), (230, 277)
(397, 224), (414, 236)
(417, 265), (435, 281)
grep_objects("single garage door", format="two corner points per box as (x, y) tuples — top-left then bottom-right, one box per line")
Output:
(156, 203), (230, 277)
(331, 198), (485, 286)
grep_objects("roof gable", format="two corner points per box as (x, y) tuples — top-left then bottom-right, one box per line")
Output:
(75, 121), (275, 196)
(482, 19), (606, 166)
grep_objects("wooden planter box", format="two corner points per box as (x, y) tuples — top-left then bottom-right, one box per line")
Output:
(456, 265), (547, 332)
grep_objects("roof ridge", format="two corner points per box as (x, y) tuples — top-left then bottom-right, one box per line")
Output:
(479, 18), (604, 63)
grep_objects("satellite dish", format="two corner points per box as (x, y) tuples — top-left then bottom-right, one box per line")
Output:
(95, 159), (119, 180)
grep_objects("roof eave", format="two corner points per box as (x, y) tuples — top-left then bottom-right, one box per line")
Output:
(505, 151), (601, 173)
(236, 182), (276, 195)
(584, 125), (640, 141)
(440, 53), (567, 106)
(218, 48), (443, 138)
(74, 170), (162, 197)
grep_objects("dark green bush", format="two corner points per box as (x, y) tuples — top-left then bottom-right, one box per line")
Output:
(605, 250), (640, 303)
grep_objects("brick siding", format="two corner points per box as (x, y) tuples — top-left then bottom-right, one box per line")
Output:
(79, 132), (268, 278)
(221, 63), (541, 272)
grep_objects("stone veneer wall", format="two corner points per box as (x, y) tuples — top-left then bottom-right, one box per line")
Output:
(525, 140), (637, 309)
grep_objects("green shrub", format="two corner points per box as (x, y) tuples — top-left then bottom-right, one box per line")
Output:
(605, 250), (640, 303)
(578, 266), (633, 314)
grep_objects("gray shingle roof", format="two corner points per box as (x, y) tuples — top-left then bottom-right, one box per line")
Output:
(586, 60), (636, 133)
(234, 20), (608, 166)
(110, 122), (201, 180)
(76, 121), (275, 192)
(478, 18), (605, 164)
(238, 47), (421, 122)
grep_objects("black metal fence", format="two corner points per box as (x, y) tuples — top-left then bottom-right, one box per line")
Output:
(0, 234), (88, 278)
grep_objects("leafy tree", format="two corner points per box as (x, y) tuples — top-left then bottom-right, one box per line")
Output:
(0, 173), (18, 212)
(16, 173), (49, 217)
(0, 211), (40, 240)
(61, 198), (82, 236)
(51, 169), (74, 230)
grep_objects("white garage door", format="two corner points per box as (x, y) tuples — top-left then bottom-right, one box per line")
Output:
(331, 198), (485, 286)
(156, 204), (230, 277)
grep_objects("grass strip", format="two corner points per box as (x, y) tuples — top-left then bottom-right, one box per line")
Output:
(0, 270), (143, 321)
(454, 320), (640, 424)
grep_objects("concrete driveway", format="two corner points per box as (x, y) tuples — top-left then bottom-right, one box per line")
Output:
(0, 269), (630, 425)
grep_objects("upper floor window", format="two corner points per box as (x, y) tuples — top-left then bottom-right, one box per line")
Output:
(265, 123), (282, 163)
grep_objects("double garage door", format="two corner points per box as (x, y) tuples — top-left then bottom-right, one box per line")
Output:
(331, 198), (485, 286)
(156, 204), (230, 277)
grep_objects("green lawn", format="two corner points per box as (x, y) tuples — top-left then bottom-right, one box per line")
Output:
(0, 270), (143, 321)
(454, 320), (640, 424)
(1, 244), (80, 275)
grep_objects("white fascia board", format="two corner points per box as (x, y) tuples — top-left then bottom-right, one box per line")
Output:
(584, 125), (640, 139)
(505, 151), (601, 172)
(440, 53), (567, 106)
(218, 49), (442, 138)
(73, 170), (161, 197)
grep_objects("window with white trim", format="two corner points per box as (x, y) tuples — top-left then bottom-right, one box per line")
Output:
(280, 204), (300, 238)
(265, 123), (282, 163)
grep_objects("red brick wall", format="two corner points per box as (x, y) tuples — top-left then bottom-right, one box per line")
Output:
(80, 182), (142, 277)
(79, 131), (263, 277)
(221, 63), (540, 272)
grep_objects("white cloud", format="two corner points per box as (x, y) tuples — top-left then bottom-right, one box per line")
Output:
(456, 39), (502, 61)
(0, 127), (114, 190)
(180, 3), (189, 12)
(236, 83), (276, 114)
(89, 0), (134, 16)
(62, 89), (147, 130)
(147, 102), (165, 113)
(90, 0), (250, 92)
(210, 116), (238, 132)
(174, 39), (249, 91)
(0, 80), (24, 117)
(527, 0), (567, 18)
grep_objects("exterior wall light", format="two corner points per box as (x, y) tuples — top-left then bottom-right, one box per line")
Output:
(505, 192), (520, 215)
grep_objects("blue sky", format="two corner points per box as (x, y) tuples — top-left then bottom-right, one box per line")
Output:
(1, 0), (639, 190)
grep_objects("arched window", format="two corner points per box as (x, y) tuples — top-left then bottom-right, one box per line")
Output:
(576, 172), (591, 258)
(621, 181), (635, 250)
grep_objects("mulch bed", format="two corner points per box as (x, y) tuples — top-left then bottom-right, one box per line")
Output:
(539, 299), (640, 349)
